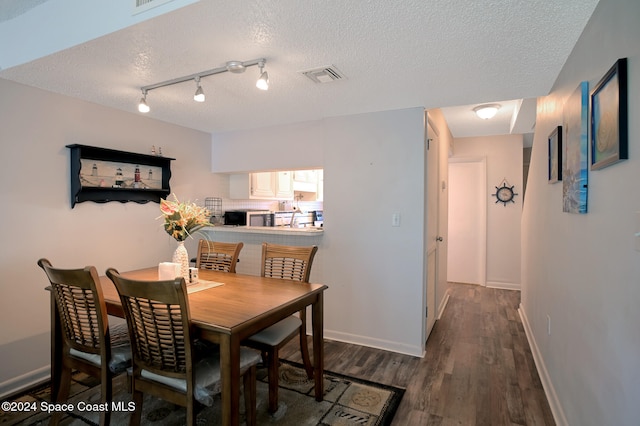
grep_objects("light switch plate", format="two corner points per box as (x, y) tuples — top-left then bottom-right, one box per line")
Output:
(392, 213), (401, 227)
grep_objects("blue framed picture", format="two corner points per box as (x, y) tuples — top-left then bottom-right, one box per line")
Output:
(562, 82), (589, 214)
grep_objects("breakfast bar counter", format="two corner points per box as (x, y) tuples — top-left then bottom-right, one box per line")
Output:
(199, 227), (324, 281)
(205, 225), (323, 236)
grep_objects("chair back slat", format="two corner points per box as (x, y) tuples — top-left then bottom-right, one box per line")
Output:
(38, 259), (107, 356)
(106, 268), (193, 379)
(261, 243), (318, 283)
(196, 240), (243, 273)
(57, 285), (101, 348)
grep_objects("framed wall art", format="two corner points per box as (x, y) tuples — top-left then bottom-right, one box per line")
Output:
(591, 57), (628, 170)
(548, 126), (562, 183)
(66, 144), (174, 208)
(562, 81), (589, 214)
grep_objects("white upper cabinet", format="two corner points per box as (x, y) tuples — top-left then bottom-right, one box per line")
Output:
(274, 171), (294, 199)
(229, 171), (293, 200)
(293, 169), (319, 192)
(251, 172), (277, 198)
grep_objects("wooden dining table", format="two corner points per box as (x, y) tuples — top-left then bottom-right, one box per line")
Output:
(48, 267), (328, 426)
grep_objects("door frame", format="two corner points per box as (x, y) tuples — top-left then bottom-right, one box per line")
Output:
(424, 118), (439, 344)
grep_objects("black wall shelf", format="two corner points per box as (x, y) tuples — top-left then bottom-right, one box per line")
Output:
(67, 144), (175, 208)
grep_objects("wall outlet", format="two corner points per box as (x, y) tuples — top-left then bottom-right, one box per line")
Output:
(547, 315), (551, 336)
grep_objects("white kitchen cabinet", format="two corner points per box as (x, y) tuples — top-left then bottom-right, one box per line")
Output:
(274, 171), (294, 199)
(316, 169), (324, 201)
(229, 172), (293, 200)
(293, 169), (319, 192)
(251, 172), (276, 198)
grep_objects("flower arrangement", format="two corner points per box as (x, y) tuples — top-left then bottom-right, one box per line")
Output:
(159, 195), (211, 241)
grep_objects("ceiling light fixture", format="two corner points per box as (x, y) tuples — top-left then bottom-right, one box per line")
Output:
(473, 104), (501, 120)
(136, 58), (266, 112)
(256, 60), (269, 90)
(193, 76), (205, 102)
(226, 61), (246, 74)
(138, 90), (150, 113)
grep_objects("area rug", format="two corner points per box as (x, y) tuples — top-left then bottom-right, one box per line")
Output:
(2, 361), (404, 425)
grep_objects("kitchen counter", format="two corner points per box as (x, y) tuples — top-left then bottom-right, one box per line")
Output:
(205, 225), (323, 236)
(200, 226), (323, 279)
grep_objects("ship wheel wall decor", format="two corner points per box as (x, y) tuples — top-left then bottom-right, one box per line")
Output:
(492, 179), (518, 206)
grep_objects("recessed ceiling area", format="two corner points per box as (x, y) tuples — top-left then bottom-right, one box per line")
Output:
(0, 0), (599, 136)
(441, 97), (538, 139)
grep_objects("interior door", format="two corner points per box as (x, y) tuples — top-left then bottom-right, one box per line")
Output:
(447, 158), (487, 286)
(425, 119), (439, 342)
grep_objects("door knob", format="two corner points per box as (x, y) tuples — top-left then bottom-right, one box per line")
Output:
(436, 236), (443, 242)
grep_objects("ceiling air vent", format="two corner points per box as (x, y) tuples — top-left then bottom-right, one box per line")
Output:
(300, 65), (346, 84)
(133, 0), (175, 14)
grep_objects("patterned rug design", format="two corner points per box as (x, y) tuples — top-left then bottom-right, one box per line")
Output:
(1, 361), (404, 425)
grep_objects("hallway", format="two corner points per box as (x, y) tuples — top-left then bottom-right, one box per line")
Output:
(282, 282), (555, 425)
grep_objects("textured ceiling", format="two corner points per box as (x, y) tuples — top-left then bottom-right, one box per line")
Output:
(0, 0), (600, 137)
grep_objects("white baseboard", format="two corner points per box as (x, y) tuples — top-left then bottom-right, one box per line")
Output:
(437, 291), (450, 320)
(0, 365), (49, 401)
(323, 330), (423, 358)
(487, 281), (520, 290)
(518, 305), (568, 426)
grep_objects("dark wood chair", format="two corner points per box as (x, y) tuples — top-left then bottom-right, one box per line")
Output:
(195, 240), (243, 273)
(106, 268), (260, 426)
(243, 243), (318, 413)
(37, 258), (131, 426)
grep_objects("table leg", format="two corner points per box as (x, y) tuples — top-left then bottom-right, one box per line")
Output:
(50, 290), (62, 402)
(219, 334), (241, 426)
(312, 292), (324, 401)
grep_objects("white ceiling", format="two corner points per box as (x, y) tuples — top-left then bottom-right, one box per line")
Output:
(0, 0), (600, 138)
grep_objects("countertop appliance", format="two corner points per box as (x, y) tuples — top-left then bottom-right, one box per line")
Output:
(223, 210), (272, 226)
(273, 210), (317, 228)
(313, 210), (323, 227)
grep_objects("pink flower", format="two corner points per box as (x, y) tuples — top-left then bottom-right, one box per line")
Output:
(158, 194), (211, 241)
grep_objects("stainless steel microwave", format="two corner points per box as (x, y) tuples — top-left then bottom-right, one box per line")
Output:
(223, 210), (273, 226)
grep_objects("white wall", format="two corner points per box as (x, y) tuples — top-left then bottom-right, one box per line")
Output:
(212, 108), (428, 356)
(521, 0), (640, 424)
(451, 135), (523, 289)
(0, 78), (224, 396)
(212, 121), (325, 173)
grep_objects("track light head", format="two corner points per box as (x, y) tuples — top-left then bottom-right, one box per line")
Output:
(138, 91), (150, 113)
(256, 61), (269, 90)
(193, 77), (205, 102)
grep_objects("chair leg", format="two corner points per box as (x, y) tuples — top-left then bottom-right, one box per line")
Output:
(99, 372), (112, 426)
(243, 365), (257, 426)
(54, 365), (72, 403)
(299, 328), (314, 379)
(130, 390), (144, 426)
(267, 348), (280, 414)
(50, 366), (72, 426)
(186, 399), (196, 426)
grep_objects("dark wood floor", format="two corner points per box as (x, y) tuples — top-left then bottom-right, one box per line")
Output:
(281, 282), (555, 425)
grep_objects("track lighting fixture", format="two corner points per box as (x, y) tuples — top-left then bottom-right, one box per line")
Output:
(137, 58), (267, 112)
(256, 60), (269, 90)
(193, 77), (205, 102)
(138, 90), (150, 113)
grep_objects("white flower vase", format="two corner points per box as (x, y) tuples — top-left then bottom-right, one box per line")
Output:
(172, 241), (190, 282)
